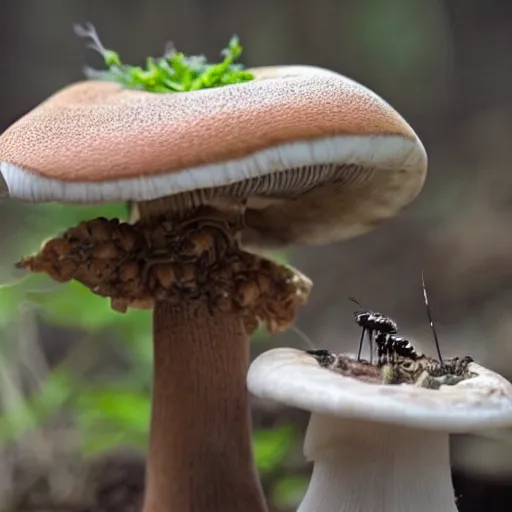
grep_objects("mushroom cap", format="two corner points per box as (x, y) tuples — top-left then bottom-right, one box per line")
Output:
(247, 348), (512, 432)
(0, 65), (427, 246)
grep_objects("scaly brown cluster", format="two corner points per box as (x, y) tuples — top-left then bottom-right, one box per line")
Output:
(380, 354), (475, 387)
(308, 349), (475, 388)
(16, 216), (311, 333)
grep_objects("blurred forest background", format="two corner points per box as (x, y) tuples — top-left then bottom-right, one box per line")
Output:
(1, 0), (512, 510)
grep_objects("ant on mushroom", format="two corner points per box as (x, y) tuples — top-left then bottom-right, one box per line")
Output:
(349, 296), (398, 363)
(305, 273), (475, 388)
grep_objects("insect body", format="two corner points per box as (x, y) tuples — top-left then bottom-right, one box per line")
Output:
(374, 273), (475, 384)
(307, 274), (476, 387)
(375, 332), (422, 365)
(349, 297), (398, 363)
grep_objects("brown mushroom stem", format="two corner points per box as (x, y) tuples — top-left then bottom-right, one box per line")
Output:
(143, 300), (267, 512)
(15, 210), (311, 512)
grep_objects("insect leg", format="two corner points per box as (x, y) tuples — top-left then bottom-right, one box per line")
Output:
(368, 329), (374, 364)
(356, 327), (366, 361)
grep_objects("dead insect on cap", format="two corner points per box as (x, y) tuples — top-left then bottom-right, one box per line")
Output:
(375, 332), (423, 365)
(306, 349), (337, 369)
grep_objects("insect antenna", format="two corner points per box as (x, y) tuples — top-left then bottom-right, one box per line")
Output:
(421, 270), (444, 365)
(348, 296), (365, 309)
(290, 324), (317, 351)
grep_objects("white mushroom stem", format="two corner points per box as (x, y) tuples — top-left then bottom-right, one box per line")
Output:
(298, 414), (457, 512)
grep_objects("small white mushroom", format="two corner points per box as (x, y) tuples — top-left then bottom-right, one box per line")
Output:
(248, 348), (512, 512)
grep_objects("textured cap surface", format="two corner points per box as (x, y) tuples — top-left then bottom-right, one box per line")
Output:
(0, 66), (416, 183)
(247, 348), (512, 432)
(0, 66), (428, 246)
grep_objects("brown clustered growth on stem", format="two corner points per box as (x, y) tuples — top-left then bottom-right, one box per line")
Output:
(16, 210), (311, 334)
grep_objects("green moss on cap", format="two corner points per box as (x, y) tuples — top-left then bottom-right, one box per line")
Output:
(74, 23), (255, 93)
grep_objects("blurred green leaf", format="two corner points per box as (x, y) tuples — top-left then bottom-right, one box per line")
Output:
(251, 325), (268, 342)
(76, 388), (150, 431)
(253, 424), (297, 475)
(76, 387), (150, 454)
(27, 280), (120, 331)
(11, 203), (128, 259)
(122, 329), (153, 373)
(21, 203), (128, 232)
(0, 369), (75, 447)
(0, 273), (64, 325)
(18, 279), (151, 339)
(273, 474), (309, 509)
(81, 429), (126, 455)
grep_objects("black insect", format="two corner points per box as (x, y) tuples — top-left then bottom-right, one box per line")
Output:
(305, 274), (475, 386)
(349, 297), (398, 363)
(375, 332), (423, 365)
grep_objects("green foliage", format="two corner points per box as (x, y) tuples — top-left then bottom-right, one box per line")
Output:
(253, 425), (308, 508)
(273, 474), (309, 509)
(76, 387), (150, 454)
(6, 202), (128, 264)
(26, 279), (151, 336)
(0, 201), (300, 510)
(1, 203), (147, 336)
(74, 23), (255, 93)
(0, 368), (74, 447)
(253, 424), (297, 475)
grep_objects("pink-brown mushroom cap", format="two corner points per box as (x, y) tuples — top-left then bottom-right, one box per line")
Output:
(0, 65), (428, 246)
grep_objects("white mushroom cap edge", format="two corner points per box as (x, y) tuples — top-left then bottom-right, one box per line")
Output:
(248, 347), (512, 432)
(248, 348), (512, 512)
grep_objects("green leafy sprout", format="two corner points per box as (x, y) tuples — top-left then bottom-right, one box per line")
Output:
(74, 23), (255, 93)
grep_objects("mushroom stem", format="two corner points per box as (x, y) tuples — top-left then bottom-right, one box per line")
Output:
(143, 300), (267, 512)
(298, 414), (457, 512)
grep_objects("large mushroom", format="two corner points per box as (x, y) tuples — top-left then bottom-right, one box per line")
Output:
(248, 348), (512, 512)
(0, 65), (427, 512)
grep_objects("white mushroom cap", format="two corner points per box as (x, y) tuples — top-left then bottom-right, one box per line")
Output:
(0, 66), (427, 246)
(247, 348), (512, 432)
